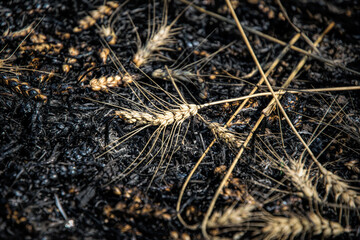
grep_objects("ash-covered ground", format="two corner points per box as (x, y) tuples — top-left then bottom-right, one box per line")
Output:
(1, 0), (360, 239)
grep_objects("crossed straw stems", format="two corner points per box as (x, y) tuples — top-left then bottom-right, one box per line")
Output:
(174, 1), (360, 239)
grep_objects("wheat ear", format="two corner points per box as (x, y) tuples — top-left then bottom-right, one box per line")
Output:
(284, 160), (320, 202)
(322, 169), (360, 208)
(259, 213), (345, 240)
(73, 1), (119, 33)
(208, 203), (256, 229)
(133, 2), (190, 67)
(207, 122), (244, 149)
(115, 104), (199, 127)
(258, 140), (321, 202)
(89, 73), (135, 92)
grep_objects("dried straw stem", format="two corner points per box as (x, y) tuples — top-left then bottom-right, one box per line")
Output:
(200, 3), (333, 238)
(177, 33), (301, 230)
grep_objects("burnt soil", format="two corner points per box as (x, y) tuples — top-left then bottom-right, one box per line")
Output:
(1, 0), (360, 239)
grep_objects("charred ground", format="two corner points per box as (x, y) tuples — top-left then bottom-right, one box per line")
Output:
(0, 0), (360, 239)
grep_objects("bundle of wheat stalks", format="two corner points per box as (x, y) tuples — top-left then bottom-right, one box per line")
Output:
(79, 0), (360, 239)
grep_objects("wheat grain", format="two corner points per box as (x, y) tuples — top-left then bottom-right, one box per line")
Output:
(344, 160), (360, 174)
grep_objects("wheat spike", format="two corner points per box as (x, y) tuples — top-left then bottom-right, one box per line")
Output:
(89, 73), (135, 92)
(259, 213), (345, 240)
(207, 122), (244, 149)
(73, 1), (119, 33)
(323, 170), (360, 208)
(90, 75), (122, 92)
(284, 161), (320, 202)
(132, 1), (189, 67)
(133, 24), (178, 67)
(115, 104), (199, 127)
(258, 140), (321, 202)
(208, 204), (256, 228)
